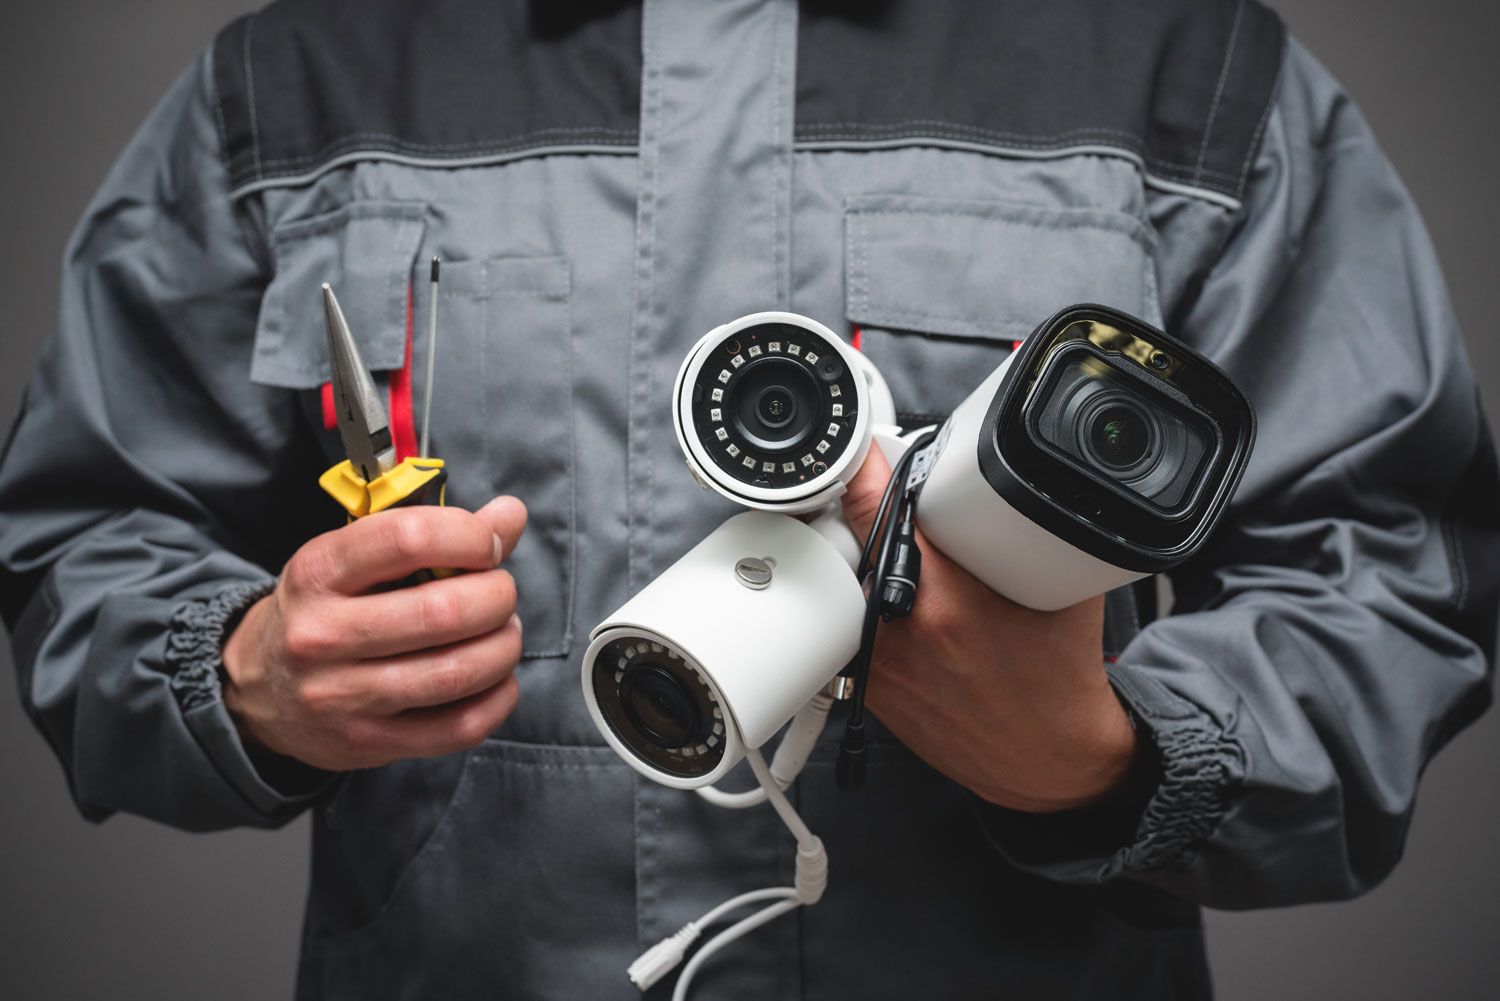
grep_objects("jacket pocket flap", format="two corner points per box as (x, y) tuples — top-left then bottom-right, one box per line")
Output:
(438, 256), (571, 301)
(251, 201), (428, 389)
(845, 193), (1160, 341)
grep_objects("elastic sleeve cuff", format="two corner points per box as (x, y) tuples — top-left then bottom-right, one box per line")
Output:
(972, 664), (1244, 884)
(165, 579), (336, 819)
(166, 579), (276, 711)
(1108, 664), (1245, 872)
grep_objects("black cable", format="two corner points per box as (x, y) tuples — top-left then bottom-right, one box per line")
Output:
(853, 450), (904, 580)
(836, 429), (936, 791)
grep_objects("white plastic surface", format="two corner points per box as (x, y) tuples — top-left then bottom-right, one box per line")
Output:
(918, 351), (1146, 610)
(581, 511), (865, 788)
(673, 312), (880, 514)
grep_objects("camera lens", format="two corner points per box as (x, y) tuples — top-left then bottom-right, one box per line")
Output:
(685, 319), (862, 494)
(1027, 354), (1213, 512)
(590, 636), (725, 779)
(755, 386), (798, 430)
(734, 357), (819, 452)
(619, 665), (701, 750)
(1087, 404), (1151, 469)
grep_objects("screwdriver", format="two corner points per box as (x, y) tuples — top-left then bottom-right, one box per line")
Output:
(318, 267), (452, 580)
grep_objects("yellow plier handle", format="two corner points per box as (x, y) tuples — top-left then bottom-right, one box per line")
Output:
(319, 456), (447, 519)
(319, 457), (454, 582)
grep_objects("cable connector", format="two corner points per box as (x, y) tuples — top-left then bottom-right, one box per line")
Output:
(627, 924), (700, 992)
(794, 837), (828, 905)
(879, 519), (921, 621)
(835, 719), (868, 791)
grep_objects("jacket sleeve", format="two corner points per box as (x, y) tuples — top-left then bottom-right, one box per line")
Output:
(0, 50), (335, 831)
(975, 39), (1500, 908)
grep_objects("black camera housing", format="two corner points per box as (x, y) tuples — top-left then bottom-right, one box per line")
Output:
(978, 304), (1256, 573)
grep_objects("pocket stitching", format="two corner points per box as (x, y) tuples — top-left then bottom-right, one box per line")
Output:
(448, 256), (573, 661)
(268, 200), (427, 246)
(516, 260), (575, 660)
(301, 749), (478, 956)
(848, 204), (1159, 335)
(301, 741), (623, 955)
(254, 201), (428, 388)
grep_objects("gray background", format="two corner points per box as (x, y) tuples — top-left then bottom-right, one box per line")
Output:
(1, 1), (1495, 997)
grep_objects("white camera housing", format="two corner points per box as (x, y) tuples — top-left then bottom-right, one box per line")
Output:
(581, 511), (865, 789)
(673, 311), (895, 515)
(918, 304), (1255, 610)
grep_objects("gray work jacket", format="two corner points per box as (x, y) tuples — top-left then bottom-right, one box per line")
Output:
(2, 2), (1497, 998)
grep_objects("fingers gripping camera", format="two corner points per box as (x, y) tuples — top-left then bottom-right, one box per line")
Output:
(673, 312), (896, 514)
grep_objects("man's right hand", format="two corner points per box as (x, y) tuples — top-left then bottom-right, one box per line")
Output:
(221, 496), (528, 771)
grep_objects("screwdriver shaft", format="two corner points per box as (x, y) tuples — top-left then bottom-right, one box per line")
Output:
(420, 258), (441, 458)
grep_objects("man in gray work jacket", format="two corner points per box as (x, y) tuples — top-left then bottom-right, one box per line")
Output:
(2, 1), (1498, 998)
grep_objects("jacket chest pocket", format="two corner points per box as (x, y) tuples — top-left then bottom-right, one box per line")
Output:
(251, 201), (576, 660)
(423, 256), (575, 659)
(845, 193), (1163, 426)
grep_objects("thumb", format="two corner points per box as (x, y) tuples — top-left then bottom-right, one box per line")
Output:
(474, 495), (528, 562)
(840, 443), (894, 545)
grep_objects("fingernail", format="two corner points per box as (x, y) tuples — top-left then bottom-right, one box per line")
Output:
(479, 494), (520, 518)
(492, 534), (505, 564)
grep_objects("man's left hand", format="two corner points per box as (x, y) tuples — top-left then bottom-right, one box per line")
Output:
(840, 445), (1142, 813)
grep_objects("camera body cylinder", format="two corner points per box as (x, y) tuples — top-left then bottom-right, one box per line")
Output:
(920, 350), (1145, 609)
(581, 511), (865, 789)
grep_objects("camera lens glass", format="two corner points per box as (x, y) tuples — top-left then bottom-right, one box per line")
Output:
(1086, 404), (1151, 469)
(590, 636), (726, 779)
(620, 666), (699, 749)
(735, 359), (818, 451)
(1027, 355), (1211, 513)
(755, 386), (797, 429)
(687, 321), (860, 491)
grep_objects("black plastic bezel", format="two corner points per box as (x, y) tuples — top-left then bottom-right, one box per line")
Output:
(975, 304), (1256, 574)
(590, 636), (727, 779)
(688, 321), (860, 491)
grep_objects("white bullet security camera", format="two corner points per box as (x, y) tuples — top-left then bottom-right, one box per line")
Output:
(581, 511), (865, 789)
(917, 303), (1256, 610)
(673, 311), (896, 515)
(589, 303), (1256, 788)
(584, 304), (1258, 996)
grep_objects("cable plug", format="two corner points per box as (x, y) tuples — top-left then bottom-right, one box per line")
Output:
(794, 836), (829, 905)
(627, 923), (701, 992)
(835, 720), (868, 791)
(879, 520), (921, 621)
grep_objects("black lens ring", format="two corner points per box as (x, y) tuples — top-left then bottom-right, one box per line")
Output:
(1058, 378), (1194, 503)
(688, 320), (861, 491)
(754, 384), (798, 430)
(590, 637), (726, 779)
(732, 356), (820, 453)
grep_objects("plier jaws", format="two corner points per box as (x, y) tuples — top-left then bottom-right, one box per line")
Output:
(323, 283), (396, 484)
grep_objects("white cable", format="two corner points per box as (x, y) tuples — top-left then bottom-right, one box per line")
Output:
(695, 887), (799, 929)
(628, 749), (828, 999)
(670, 898), (801, 1001)
(692, 781), (768, 809)
(695, 691), (833, 809)
(627, 888), (796, 992)
(745, 747), (820, 855)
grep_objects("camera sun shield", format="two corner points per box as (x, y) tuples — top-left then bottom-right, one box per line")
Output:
(673, 312), (885, 514)
(918, 304), (1255, 610)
